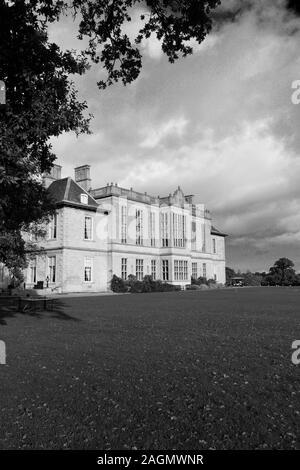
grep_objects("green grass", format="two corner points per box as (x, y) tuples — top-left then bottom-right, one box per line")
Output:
(0, 287), (300, 449)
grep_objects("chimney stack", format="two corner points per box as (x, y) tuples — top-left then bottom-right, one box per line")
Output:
(74, 165), (92, 191)
(43, 164), (62, 188)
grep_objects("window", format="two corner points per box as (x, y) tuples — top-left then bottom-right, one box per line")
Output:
(49, 213), (57, 239)
(161, 213), (169, 247)
(84, 257), (92, 282)
(84, 216), (93, 240)
(0, 265), (4, 282)
(150, 212), (156, 247)
(192, 262), (197, 280)
(183, 260), (188, 280)
(48, 256), (56, 283)
(80, 193), (88, 205)
(136, 209), (143, 245)
(121, 206), (127, 244)
(121, 258), (127, 280)
(151, 260), (156, 280)
(30, 259), (37, 283)
(213, 238), (216, 254)
(203, 263), (207, 279)
(174, 260), (188, 281)
(202, 224), (206, 252)
(162, 260), (169, 281)
(191, 221), (196, 251)
(136, 259), (144, 281)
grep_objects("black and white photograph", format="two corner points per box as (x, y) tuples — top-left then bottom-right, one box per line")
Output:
(1, 0), (300, 462)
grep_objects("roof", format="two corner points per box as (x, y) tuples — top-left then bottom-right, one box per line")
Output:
(47, 178), (99, 211)
(211, 225), (228, 237)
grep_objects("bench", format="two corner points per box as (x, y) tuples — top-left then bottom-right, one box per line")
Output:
(18, 297), (54, 313)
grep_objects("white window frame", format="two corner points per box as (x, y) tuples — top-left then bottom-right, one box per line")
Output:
(136, 259), (144, 281)
(84, 216), (93, 240)
(121, 206), (127, 244)
(84, 257), (93, 282)
(192, 262), (197, 279)
(80, 193), (88, 205)
(151, 259), (156, 280)
(48, 213), (57, 239)
(48, 256), (56, 283)
(121, 258), (127, 280)
(162, 260), (169, 281)
(136, 209), (143, 246)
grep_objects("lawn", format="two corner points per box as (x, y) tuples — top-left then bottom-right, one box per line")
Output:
(0, 287), (300, 450)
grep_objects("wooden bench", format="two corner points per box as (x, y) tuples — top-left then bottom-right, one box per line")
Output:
(18, 297), (54, 313)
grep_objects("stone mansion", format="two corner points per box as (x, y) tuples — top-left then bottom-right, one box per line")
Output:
(1, 164), (227, 293)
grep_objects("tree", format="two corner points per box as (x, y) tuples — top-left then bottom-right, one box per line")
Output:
(225, 266), (236, 283)
(0, 0), (221, 270)
(263, 258), (299, 286)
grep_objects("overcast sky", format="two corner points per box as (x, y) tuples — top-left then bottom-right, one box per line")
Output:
(49, 0), (300, 273)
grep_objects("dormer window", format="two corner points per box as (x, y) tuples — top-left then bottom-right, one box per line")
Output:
(80, 193), (88, 205)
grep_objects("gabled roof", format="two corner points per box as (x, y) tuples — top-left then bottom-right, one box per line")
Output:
(48, 177), (99, 211)
(211, 225), (228, 237)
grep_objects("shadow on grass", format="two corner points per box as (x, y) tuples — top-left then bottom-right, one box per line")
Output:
(0, 299), (80, 326)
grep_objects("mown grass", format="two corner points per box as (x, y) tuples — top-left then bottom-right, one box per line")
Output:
(0, 287), (299, 449)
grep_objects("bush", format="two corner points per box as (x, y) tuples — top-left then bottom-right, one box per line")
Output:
(110, 275), (127, 293)
(111, 274), (181, 294)
(191, 276), (209, 286)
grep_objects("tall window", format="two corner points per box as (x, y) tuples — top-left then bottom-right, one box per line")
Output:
(84, 257), (92, 282)
(30, 259), (37, 283)
(121, 258), (127, 280)
(84, 216), (93, 240)
(121, 206), (127, 244)
(202, 224), (206, 252)
(191, 221), (196, 251)
(192, 262), (197, 280)
(49, 213), (57, 239)
(203, 263), (207, 279)
(161, 213), (169, 247)
(0, 265), (4, 282)
(174, 260), (188, 281)
(136, 209), (143, 245)
(136, 259), (144, 280)
(48, 256), (56, 283)
(183, 260), (188, 280)
(150, 212), (156, 247)
(162, 260), (169, 281)
(151, 260), (156, 280)
(212, 238), (216, 254)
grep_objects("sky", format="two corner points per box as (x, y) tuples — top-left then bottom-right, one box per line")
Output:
(48, 0), (300, 273)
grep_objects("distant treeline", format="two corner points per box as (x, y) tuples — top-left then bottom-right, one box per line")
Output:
(226, 258), (300, 286)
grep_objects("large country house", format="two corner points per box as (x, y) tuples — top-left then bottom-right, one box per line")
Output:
(1, 164), (227, 293)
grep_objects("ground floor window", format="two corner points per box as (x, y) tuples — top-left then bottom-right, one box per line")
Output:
(203, 263), (207, 279)
(136, 259), (144, 281)
(30, 259), (37, 283)
(174, 260), (188, 281)
(48, 256), (56, 283)
(192, 262), (197, 280)
(84, 257), (92, 282)
(151, 260), (156, 280)
(121, 258), (127, 280)
(162, 260), (169, 281)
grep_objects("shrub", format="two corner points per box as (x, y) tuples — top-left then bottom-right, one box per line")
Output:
(110, 275), (127, 293)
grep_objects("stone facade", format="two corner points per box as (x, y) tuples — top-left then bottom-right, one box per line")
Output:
(23, 165), (227, 293)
